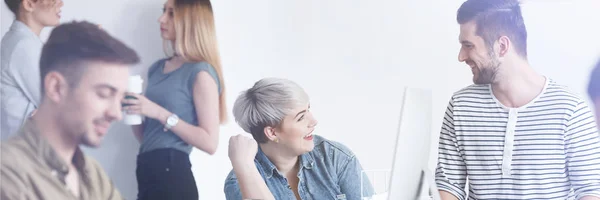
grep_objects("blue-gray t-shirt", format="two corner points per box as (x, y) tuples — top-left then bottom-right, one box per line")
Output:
(139, 58), (221, 154)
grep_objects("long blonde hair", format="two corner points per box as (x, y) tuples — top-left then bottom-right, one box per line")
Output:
(165, 0), (227, 124)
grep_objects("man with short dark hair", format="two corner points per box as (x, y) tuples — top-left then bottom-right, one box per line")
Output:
(435, 0), (600, 199)
(1, 0), (64, 139)
(0, 20), (140, 200)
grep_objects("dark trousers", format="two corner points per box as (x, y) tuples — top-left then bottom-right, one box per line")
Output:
(136, 148), (198, 200)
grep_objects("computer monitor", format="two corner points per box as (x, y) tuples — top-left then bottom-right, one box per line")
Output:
(387, 87), (440, 200)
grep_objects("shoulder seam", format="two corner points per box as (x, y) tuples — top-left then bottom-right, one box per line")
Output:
(320, 139), (355, 159)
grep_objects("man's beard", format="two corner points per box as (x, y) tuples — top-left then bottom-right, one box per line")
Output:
(474, 51), (501, 84)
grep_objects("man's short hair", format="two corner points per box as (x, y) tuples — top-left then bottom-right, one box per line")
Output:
(39, 21), (140, 93)
(588, 58), (600, 101)
(457, 0), (528, 58)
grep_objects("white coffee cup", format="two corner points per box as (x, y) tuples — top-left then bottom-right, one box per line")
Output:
(123, 75), (144, 125)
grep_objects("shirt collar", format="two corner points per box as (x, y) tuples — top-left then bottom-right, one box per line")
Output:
(255, 146), (315, 179)
(299, 151), (314, 170)
(20, 119), (89, 182)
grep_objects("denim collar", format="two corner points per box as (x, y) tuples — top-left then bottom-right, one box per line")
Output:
(256, 146), (315, 179)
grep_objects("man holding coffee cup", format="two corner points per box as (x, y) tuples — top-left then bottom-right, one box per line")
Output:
(0, 21), (139, 200)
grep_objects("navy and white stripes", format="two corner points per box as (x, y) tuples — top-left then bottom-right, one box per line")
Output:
(436, 79), (600, 200)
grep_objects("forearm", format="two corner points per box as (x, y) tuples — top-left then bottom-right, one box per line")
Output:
(22, 78), (41, 106)
(439, 190), (459, 200)
(232, 163), (275, 200)
(581, 196), (600, 200)
(155, 109), (218, 154)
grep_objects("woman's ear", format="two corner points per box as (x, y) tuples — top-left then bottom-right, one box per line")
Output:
(22, 0), (36, 13)
(264, 126), (278, 143)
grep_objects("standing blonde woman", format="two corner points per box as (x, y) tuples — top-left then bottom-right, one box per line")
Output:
(121, 0), (226, 199)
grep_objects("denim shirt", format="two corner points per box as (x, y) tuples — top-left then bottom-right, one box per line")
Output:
(224, 135), (374, 200)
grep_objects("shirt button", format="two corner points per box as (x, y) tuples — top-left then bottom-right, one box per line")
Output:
(50, 170), (58, 177)
(165, 168), (170, 172)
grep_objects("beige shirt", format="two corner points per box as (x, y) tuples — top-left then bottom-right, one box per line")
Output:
(0, 119), (123, 200)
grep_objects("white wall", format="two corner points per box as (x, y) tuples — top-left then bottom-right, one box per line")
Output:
(2, 0), (599, 199)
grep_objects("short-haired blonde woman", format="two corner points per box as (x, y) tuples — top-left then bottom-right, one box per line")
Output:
(225, 78), (374, 200)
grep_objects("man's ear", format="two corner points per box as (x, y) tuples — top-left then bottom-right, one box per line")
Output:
(43, 71), (69, 104)
(496, 36), (511, 57)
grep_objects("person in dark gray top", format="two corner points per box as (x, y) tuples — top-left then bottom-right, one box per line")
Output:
(120, 0), (228, 199)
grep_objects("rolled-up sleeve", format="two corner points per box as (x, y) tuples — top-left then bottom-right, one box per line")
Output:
(435, 98), (467, 200)
(564, 101), (600, 199)
(224, 171), (243, 200)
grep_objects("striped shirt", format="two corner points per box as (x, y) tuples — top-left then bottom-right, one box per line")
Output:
(436, 78), (600, 200)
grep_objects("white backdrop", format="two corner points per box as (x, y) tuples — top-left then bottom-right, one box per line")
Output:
(1, 0), (599, 199)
